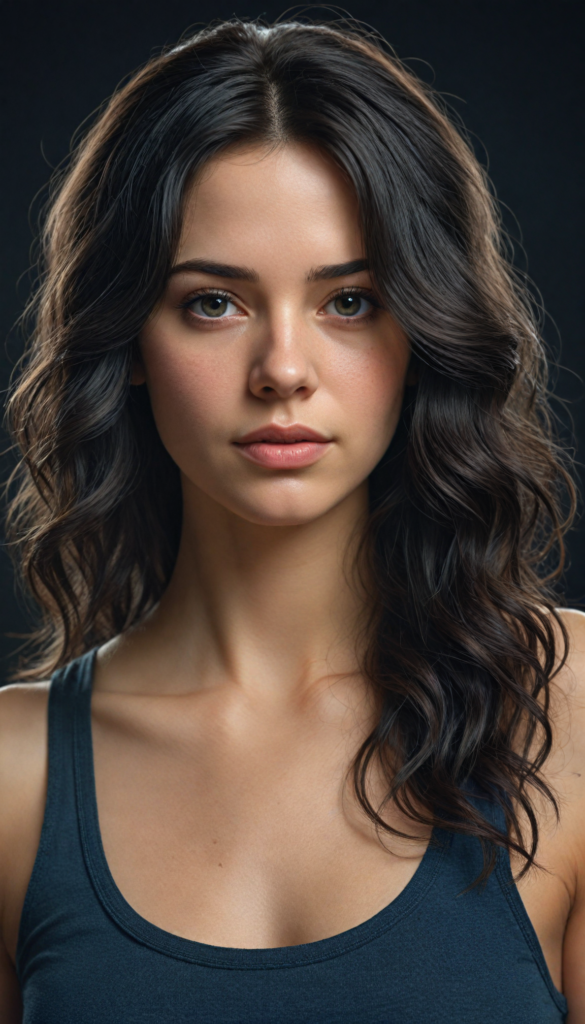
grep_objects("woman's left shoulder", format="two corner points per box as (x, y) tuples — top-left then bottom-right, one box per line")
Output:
(550, 610), (585, 1024)
(544, 608), (585, 873)
(555, 605), (585, 655)
(551, 607), (585, 717)
(547, 607), (585, 772)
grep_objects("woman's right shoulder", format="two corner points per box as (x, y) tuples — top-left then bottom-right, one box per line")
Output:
(0, 681), (51, 796)
(0, 682), (50, 962)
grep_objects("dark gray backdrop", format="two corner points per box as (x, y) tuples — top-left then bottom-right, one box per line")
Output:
(1, 0), (583, 675)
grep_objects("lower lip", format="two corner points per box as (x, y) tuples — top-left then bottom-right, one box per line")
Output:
(235, 441), (331, 469)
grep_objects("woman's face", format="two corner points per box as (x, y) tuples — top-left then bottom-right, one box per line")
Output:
(138, 142), (411, 527)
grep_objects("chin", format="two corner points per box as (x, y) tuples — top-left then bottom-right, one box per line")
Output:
(223, 485), (344, 528)
(231, 502), (331, 528)
(185, 475), (364, 529)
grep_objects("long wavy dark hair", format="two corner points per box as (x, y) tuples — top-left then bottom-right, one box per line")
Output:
(7, 18), (575, 878)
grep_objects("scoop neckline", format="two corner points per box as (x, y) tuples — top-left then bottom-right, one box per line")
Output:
(72, 648), (449, 970)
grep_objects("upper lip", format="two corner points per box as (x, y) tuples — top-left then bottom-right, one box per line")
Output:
(235, 424), (331, 444)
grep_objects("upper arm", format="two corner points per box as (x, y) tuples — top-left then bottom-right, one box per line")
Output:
(0, 682), (49, 1013)
(552, 610), (585, 1016)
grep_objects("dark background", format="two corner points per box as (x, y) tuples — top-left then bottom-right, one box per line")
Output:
(0, 0), (583, 675)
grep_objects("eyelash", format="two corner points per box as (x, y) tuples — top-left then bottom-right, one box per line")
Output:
(178, 286), (382, 323)
(326, 287), (382, 322)
(178, 289), (239, 319)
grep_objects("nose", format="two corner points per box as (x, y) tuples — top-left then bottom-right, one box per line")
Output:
(248, 309), (318, 402)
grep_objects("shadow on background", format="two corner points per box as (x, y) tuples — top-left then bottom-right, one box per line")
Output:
(1, 0), (583, 678)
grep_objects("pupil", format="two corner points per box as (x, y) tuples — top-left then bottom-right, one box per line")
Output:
(335, 294), (360, 315)
(202, 295), (227, 317)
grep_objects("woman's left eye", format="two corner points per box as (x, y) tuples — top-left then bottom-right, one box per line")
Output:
(186, 294), (239, 318)
(324, 292), (374, 318)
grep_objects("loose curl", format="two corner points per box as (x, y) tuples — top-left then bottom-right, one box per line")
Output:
(6, 18), (575, 878)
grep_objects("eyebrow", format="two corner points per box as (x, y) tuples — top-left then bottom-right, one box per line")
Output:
(168, 257), (369, 283)
(169, 259), (259, 282)
(306, 259), (369, 282)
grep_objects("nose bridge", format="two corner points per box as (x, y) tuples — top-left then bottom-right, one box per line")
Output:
(249, 297), (316, 399)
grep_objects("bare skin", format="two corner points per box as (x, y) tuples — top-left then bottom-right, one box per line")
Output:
(1, 142), (584, 1021)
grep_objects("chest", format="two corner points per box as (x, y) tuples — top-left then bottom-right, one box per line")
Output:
(90, 693), (569, 988)
(92, 693), (429, 949)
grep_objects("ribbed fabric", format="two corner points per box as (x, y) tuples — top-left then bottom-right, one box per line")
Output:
(16, 650), (567, 1023)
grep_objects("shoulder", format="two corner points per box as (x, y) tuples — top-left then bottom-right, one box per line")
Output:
(555, 606), (585, 672)
(0, 682), (50, 958)
(543, 609), (585, 869)
(546, 608), (585, 787)
(551, 613), (585, 1024)
(0, 682), (50, 797)
(0, 678), (50, 733)
(550, 608), (585, 747)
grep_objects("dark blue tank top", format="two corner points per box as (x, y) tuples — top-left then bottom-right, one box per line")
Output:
(16, 651), (567, 1023)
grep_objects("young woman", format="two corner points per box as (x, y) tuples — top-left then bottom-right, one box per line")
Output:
(0, 19), (583, 1023)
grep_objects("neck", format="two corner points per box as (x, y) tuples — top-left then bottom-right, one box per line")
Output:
(147, 479), (370, 702)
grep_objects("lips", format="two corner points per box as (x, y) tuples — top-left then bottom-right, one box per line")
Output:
(233, 423), (332, 469)
(236, 424), (329, 444)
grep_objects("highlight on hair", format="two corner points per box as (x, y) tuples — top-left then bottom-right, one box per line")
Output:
(6, 17), (575, 879)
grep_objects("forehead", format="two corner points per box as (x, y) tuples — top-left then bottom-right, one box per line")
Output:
(176, 142), (363, 266)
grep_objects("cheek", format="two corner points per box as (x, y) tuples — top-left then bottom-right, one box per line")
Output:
(331, 339), (409, 446)
(139, 329), (241, 456)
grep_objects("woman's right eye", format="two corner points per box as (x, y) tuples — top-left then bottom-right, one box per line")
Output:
(186, 293), (239, 319)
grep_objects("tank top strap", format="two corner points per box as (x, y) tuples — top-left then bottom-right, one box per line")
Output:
(16, 648), (97, 975)
(456, 780), (567, 1017)
(47, 648), (96, 811)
